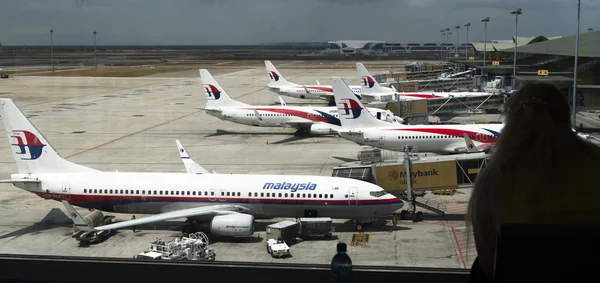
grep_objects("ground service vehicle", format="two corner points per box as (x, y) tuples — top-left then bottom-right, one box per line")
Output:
(266, 238), (291, 258)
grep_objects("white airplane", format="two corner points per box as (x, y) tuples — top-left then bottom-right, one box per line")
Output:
(201, 69), (403, 136)
(0, 98), (403, 233)
(330, 78), (505, 154)
(357, 63), (496, 101)
(265, 60), (363, 106)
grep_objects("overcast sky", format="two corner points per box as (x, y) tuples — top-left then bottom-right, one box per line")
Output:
(1, 0), (599, 45)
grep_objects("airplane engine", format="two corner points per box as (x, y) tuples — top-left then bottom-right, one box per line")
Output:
(210, 214), (255, 237)
(310, 123), (333, 135)
(82, 210), (105, 227)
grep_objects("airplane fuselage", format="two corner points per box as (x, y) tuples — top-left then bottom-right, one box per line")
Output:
(12, 172), (403, 220)
(205, 106), (398, 130)
(339, 124), (504, 154)
(268, 84), (363, 100)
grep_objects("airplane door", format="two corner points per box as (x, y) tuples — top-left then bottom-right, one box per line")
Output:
(378, 132), (385, 145)
(218, 189), (227, 201)
(347, 187), (358, 206)
(61, 182), (71, 201)
(209, 189), (216, 201)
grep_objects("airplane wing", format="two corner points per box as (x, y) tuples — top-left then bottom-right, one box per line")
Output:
(175, 140), (212, 174)
(62, 200), (249, 231)
(0, 179), (41, 184)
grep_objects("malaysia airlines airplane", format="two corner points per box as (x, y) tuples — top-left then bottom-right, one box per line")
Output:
(357, 63), (496, 101)
(330, 78), (505, 154)
(201, 69), (403, 136)
(265, 60), (366, 106)
(0, 98), (403, 233)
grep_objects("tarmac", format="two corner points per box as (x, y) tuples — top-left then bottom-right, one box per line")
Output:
(0, 60), (593, 269)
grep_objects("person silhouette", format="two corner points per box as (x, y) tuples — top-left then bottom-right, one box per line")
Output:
(331, 242), (352, 283)
(467, 82), (600, 281)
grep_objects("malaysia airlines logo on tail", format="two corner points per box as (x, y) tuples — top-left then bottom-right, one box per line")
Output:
(268, 71), (280, 82)
(338, 98), (363, 119)
(362, 76), (376, 88)
(204, 84), (221, 100)
(10, 130), (46, 160)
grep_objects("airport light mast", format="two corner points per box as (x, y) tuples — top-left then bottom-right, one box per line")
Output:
(440, 29), (446, 62)
(510, 8), (522, 91)
(481, 17), (489, 68)
(464, 22), (471, 60)
(50, 29), (54, 72)
(454, 25), (460, 59)
(445, 28), (451, 61)
(93, 31), (97, 69)
(573, 0), (581, 128)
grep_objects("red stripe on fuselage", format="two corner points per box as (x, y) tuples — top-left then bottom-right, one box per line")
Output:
(293, 86), (333, 92)
(389, 128), (498, 143)
(243, 108), (330, 124)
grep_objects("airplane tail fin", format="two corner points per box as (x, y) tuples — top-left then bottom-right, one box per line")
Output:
(199, 69), (249, 109)
(176, 140), (212, 174)
(264, 61), (295, 86)
(331, 78), (393, 128)
(356, 63), (389, 93)
(62, 200), (97, 231)
(0, 99), (100, 174)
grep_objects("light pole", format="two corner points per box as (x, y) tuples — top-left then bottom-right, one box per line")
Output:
(93, 31), (98, 68)
(445, 28), (451, 61)
(50, 29), (54, 72)
(573, 0), (581, 128)
(464, 22), (471, 60)
(481, 17), (489, 67)
(440, 29), (446, 62)
(510, 8), (522, 90)
(455, 25), (460, 59)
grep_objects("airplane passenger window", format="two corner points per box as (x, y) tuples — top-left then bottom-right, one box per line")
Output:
(254, 192), (258, 197)
(211, 191), (214, 196)
(125, 190), (129, 194)
(324, 194), (327, 199)
(302, 193), (306, 198)
(297, 194), (300, 198)
(93, 189), (97, 193)
(278, 193), (282, 197)
(109, 189), (113, 194)
(154, 190), (157, 195)
(221, 192), (224, 196)
(84, 189), (87, 193)
(226, 192), (230, 196)
(319, 194), (322, 198)
(205, 191), (208, 196)
(267, 193), (270, 197)
(186, 191), (190, 195)
(104, 189), (107, 194)
(248, 192), (252, 197)
(142, 190), (145, 194)
(176, 191), (179, 195)
(330, 194), (334, 198)
(120, 190), (123, 194)
(237, 192), (240, 197)
(135, 190), (139, 194)
(192, 191), (196, 195)
(261, 193), (264, 197)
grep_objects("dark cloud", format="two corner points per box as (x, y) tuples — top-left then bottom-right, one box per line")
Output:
(0, 0), (598, 45)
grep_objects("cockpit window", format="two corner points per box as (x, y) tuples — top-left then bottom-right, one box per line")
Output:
(370, 191), (389, 198)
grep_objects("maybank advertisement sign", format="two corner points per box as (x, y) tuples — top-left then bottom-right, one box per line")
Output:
(375, 161), (457, 191)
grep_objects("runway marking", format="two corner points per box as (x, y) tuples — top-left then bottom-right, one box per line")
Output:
(65, 110), (201, 158)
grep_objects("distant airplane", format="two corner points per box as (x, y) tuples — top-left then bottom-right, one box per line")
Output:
(331, 77), (505, 154)
(356, 62), (496, 101)
(265, 60), (364, 106)
(201, 69), (403, 136)
(0, 98), (404, 233)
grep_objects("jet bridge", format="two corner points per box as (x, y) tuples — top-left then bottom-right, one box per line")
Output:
(332, 149), (489, 217)
(426, 93), (505, 115)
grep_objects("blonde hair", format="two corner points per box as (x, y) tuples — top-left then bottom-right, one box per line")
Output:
(466, 82), (600, 277)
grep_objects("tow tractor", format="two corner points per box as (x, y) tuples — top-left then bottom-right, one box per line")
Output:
(266, 238), (290, 258)
(71, 209), (117, 246)
(135, 232), (215, 261)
